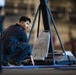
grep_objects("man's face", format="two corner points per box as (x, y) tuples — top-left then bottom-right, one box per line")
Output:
(22, 20), (30, 30)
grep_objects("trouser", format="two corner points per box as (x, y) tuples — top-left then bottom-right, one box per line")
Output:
(3, 42), (32, 66)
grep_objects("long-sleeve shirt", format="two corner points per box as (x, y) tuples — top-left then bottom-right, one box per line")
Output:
(2, 23), (30, 54)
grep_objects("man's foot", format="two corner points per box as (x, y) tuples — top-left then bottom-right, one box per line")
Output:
(8, 59), (22, 66)
(8, 62), (23, 66)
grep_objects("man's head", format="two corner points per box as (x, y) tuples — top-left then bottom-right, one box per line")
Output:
(19, 16), (31, 30)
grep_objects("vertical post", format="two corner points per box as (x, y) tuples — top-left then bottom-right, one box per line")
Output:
(0, 0), (5, 71)
(0, 14), (3, 73)
(0, 0), (5, 72)
(40, 0), (54, 53)
(0, 6), (4, 73)
(40, 0), (55, 64)
(40, 0), (50, 30)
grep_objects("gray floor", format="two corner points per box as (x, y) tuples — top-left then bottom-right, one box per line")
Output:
(1, 65), (76, 75)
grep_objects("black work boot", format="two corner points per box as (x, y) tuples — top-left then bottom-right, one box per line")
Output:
(8, 59), (22, 66)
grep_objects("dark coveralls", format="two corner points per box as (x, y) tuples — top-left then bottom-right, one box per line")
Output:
(2, 23), (32, 65)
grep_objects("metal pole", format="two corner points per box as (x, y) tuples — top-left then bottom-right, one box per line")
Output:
(0, 13), (3, 73)
(40, 0), (55, 64)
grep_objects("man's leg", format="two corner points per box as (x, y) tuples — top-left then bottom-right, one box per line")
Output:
(10, 42), (32, 66)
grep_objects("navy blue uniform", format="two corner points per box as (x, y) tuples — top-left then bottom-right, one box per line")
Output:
(2, 23), (32, 65)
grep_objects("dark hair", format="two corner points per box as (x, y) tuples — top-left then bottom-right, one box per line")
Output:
(19, 16), (31, 23)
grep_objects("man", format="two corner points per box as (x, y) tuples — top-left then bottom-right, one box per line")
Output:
(2, 16), (35, 66)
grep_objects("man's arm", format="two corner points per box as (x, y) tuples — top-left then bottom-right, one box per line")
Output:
(30, 55), (35, 66)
